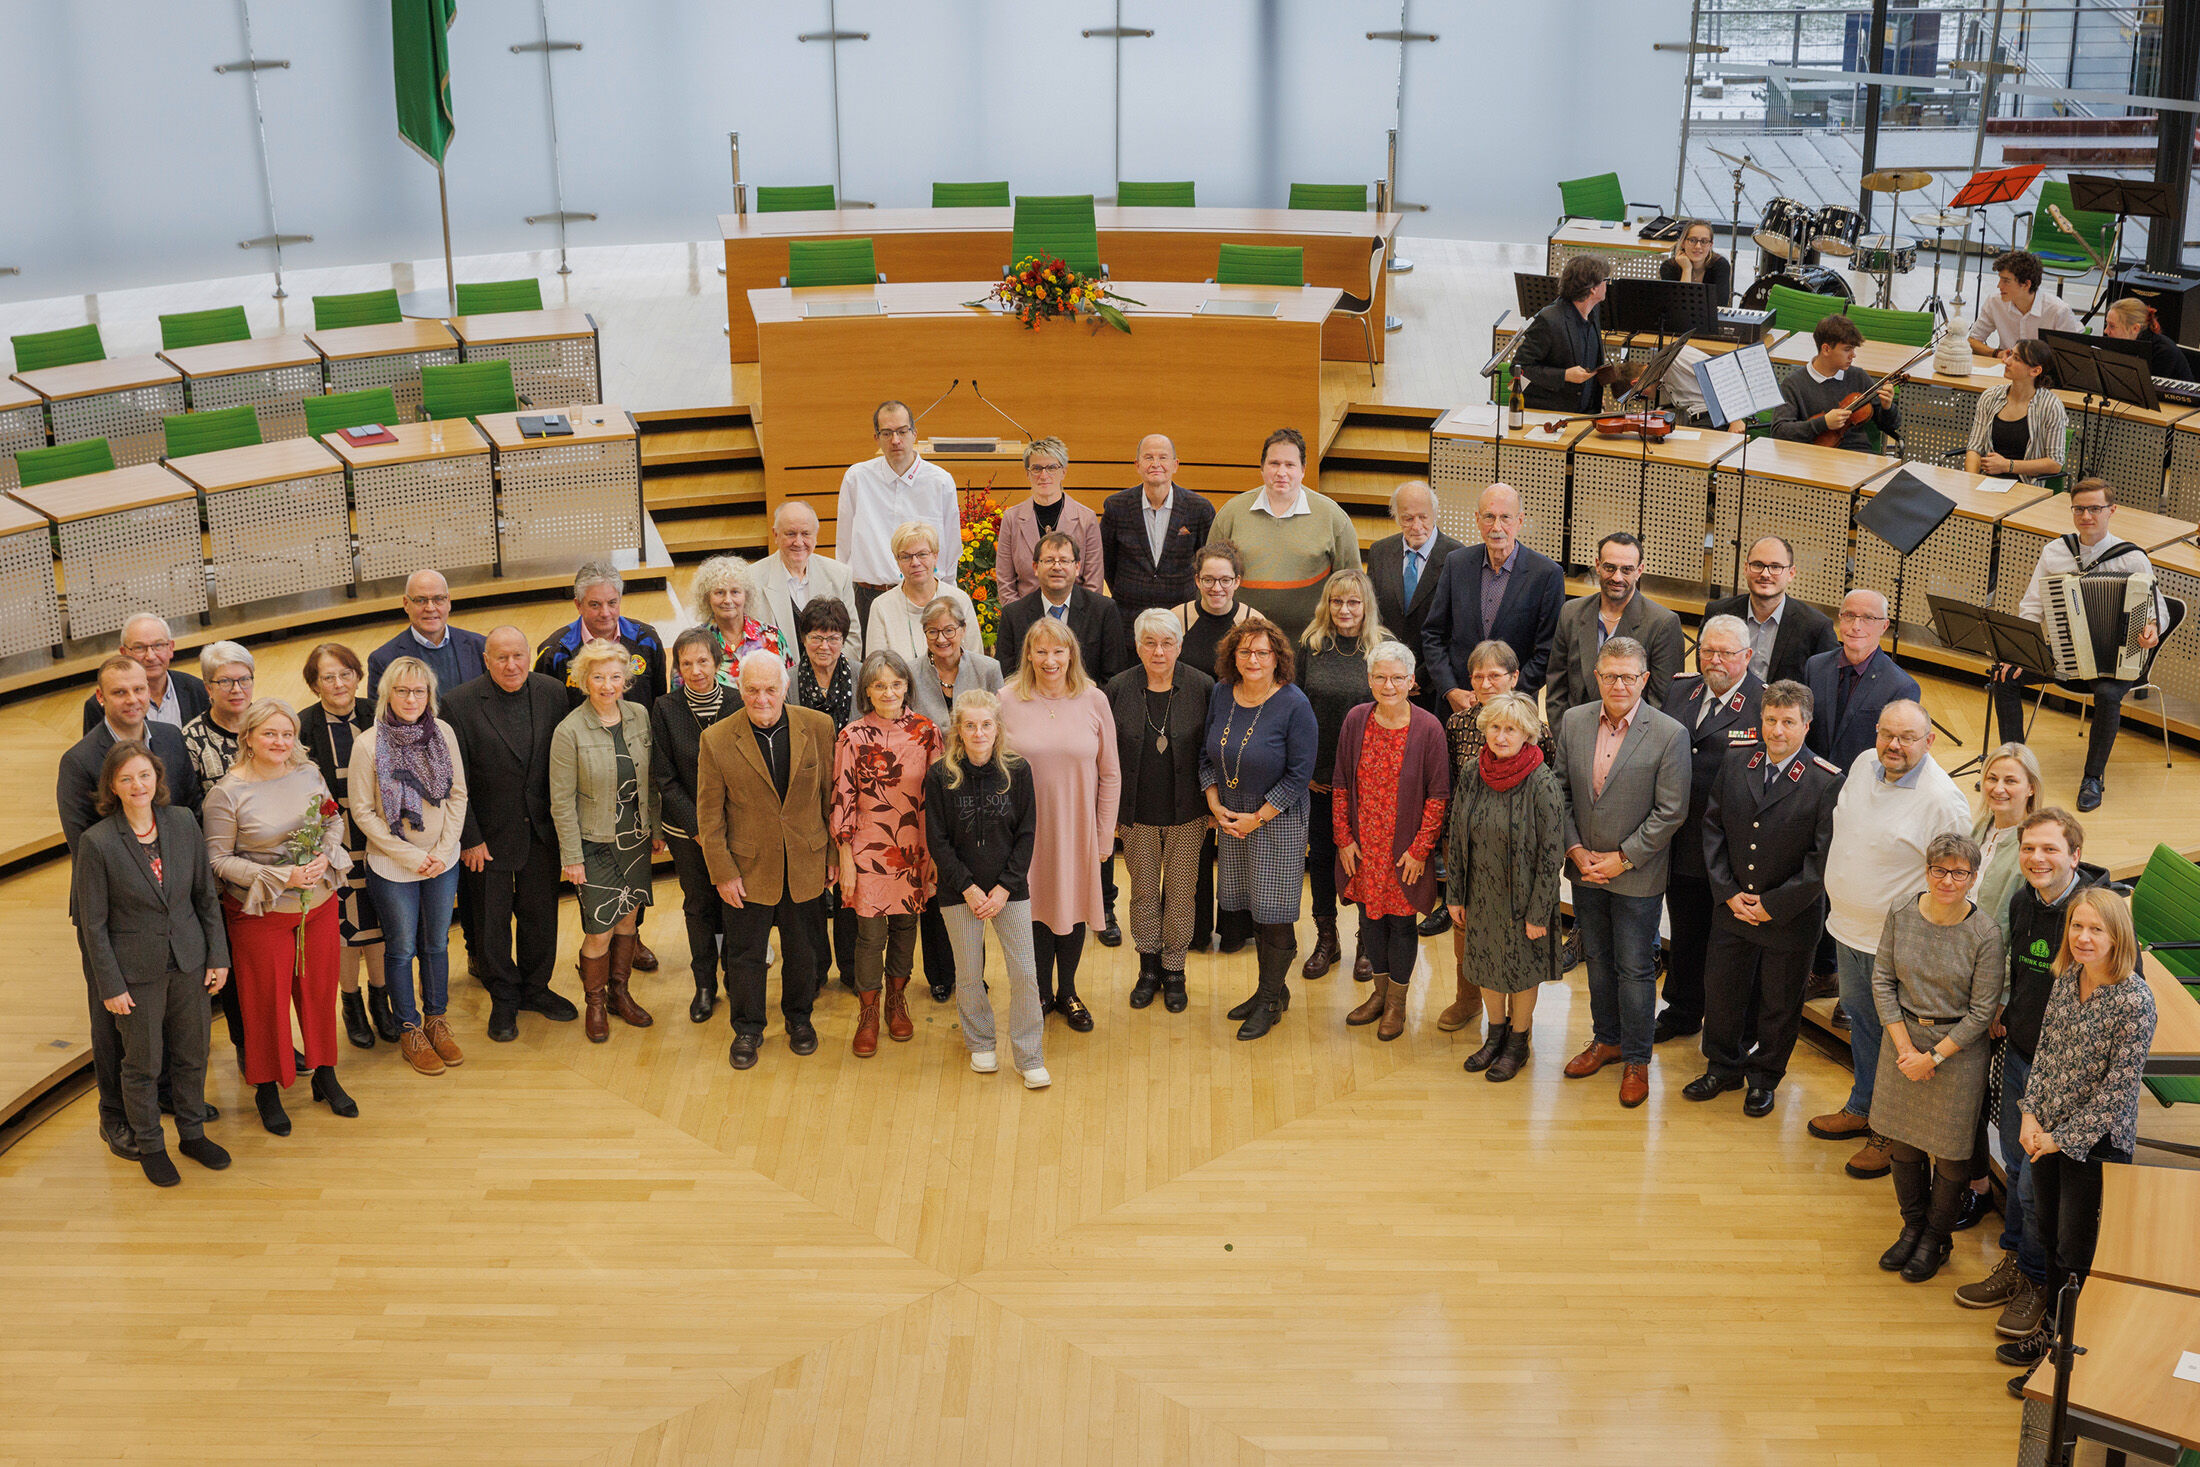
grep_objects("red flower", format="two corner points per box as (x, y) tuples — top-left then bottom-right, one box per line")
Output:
(320, 798), (340, 819)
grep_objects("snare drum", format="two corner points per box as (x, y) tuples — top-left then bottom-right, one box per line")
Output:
(1755, 198), (1812, 260)
(1852, 235), (1918, 275)
(1811, 204), (1863, 257)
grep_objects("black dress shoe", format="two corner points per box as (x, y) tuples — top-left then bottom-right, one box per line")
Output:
(254, 1082), (291, 1137)
(1653, 1014), (1702, 1044)
(730, 1034), (760, 1070)
(787, 1019), (819, 1056)
(177, 1136), (231, 1170)
(101, 1118), (139, 1161)
(140, 1151), (181, 1187)
(689, 984), (717, 1024)
(310, 1067), (358, 1118)
(2077, 776), (2104, 813)
(1160, 972), (1188, 1013)
(1682, 1072), (1743, 1102)
(1952, 1187), (1990, 1232)
(1059, 997), (1095, 1033)
(1096, 913), (1122, 948)
(1417, 908), (1453, 938)
(1235, 998), (1282, 1041)
(518, 988), (579, 1022)
(202, 1101), (219, 1122)
(929, 979), (954, 1002)
(487, 1003), (519, 1043)
(1743, 1086), (1776, 1117)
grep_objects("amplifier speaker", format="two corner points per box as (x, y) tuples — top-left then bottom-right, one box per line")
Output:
(2109, 266), (2200, 349)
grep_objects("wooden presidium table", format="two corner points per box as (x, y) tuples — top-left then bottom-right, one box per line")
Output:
(474, 406), (641, 571)
(0, 377), (44, 493)
(7, 463), (204, 639)
(751, 281), (1338, 541)
(10, 355), (185, 467)
(305, 320), (459, 424)
(451, 309), (602, 409)
(321, 420), (495, 583)
(0, 494), (62, 658)
(722, 206), (1394, 364)
(162, 439), (351, 609)
(158, 334), (322, 443)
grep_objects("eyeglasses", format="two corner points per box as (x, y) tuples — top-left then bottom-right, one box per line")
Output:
(1837, 610), (1889, 624)
(406, 593), (452, 606)
(122, 639), (176, 655)
(1879, 729), (1925, 747)
(1743, 560), (1793, 574)
(1596, 670), (1644, 686)
(1699, 645), (1749, 660)
(923, 625), (962, 641)
(1927, 866), (1976, 882)
(1196, 573), (1238, 588)
(875, 424), (915, 440)
(805, 631), (844, 647)
(1238, 646), (1276, 660)
(210, 675), (255, 691)
(1036, 555), (1078, 568)
(1027, 462), (1064, 475)
(2070, 504), (2111, 517)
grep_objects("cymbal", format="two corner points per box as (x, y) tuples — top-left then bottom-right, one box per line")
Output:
(1912, 210), (1968, 229)
(1862, 169), (1934, 193)
(1709, 145), (1784, 183)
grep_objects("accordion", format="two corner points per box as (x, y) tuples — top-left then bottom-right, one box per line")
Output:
(2042, 570), (2156, 681)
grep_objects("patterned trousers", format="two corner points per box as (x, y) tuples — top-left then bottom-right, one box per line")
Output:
(1122, 819), (1205, 969)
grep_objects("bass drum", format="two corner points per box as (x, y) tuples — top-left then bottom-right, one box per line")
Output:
(1754, 197), (1813, 259)
(1738, 265), (1856, 313)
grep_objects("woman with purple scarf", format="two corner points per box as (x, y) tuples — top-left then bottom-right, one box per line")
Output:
(346, 655), (470, 1076)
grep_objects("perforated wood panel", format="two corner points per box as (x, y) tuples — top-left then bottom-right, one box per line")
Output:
(1493, 438), (1569, 563)
(206, 471), (351, 608)
(1852, 508), (1997, 632)
(58, 503), (205, 640)
(2148, 564), (2200, 712)
(185, 363), (322, 443)
(1898, 382), (1973, 466)
(1429, 436), (1494, 546)
(0, 401), (44, 494)
(1994, 527), (2052, 615)
(2068, 407), (2170, 512)
(462, 336), (599, 409)
(0, 524), (61, 657)
(1714, 471), (1852, 608)
(48, 383), (187, 467)
(1568, 454), (1638, 567)
(351, 454), (495, 581)
(1545, 239), (1661, 282)
(326, 347), (458, 424)
(1640, 461), (1715, 582)
(2168, 431), (2200, 522)
(495, 438), (643, 569)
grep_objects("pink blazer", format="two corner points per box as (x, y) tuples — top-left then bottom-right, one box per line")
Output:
(996, 495), (1105, 603)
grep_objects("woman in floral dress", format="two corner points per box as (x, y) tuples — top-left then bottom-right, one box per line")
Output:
(690, 554), (790, 681)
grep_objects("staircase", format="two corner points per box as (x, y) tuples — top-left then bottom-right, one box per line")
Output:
(1318, 405), (1443, 548)
(635, 405), (769, 562)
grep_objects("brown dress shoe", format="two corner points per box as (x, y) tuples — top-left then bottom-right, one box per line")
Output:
(630, 936), (660, 972)
(1346, 975), (1390, 1026)
(884, 974), (914, 1042)
(1353, 952), (1374, 982)
(1563, 1040), (1623, 1078)
(1376, 979), (1407, 1041)
(606, 932), (654, 1028)
(1619, 1062), (1650, 1108)
(1808, 1109), (1872, 1141)
(1847, 1134), (1894, 1179)
(398, 1024), (446, 1076)
(852, 991), (880, 1057)
(423, 1014), (465, 1066)
(578, 951), (611, 1044)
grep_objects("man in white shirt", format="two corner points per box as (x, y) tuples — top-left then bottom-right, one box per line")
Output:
(1990, 476), (2164, 811)
(1967, 250), (2080, 360)
(834, 400), (961, 627)
(750, 501), (861, 660)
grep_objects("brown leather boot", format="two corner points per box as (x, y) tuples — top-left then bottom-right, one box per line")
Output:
(884, 974), (914, 1042)
(606, 931), (654, 1028)
(1346, 975), (1390, 1026)
(852, 991), (881, 1057)
(1302, 916), (1341, 978)
(1435, 960), (1483, 1032)
(1377, 979), (1408, 1041)
(578, 952), (611, 1044)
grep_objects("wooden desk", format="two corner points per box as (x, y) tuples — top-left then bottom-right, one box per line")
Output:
(1711, 438), (1896, 607)
(304, 320), (460, 425)
(750, 281), (1338, 530)
(1567, 425), (1746, 577)
(322, 419), (494, 582)
(2020, 1277), (2200, 1458)
(2165, 415), (2200, 524)
(2146, 537), (2200, 714)
(8, 463), (204, 639)
(158, 334), (322, 442)
(2093, 1163), (2200, 1297)
(1852, 462), (2049, 635)
(1994, 496), (2199, 616)
(1544, 219), (1670, 282)
(0, 377), (43, 494)
(451, 309), (601, 409)
(10, 355), (186, 468)
(720, 205), (1396, 364)
(164, 439), (351, 610)
(1429, 407), (1582, 563)
(2142, 953), (2200, 1079)
(475, 406), (641, 570)
(0, 494), (61, 658)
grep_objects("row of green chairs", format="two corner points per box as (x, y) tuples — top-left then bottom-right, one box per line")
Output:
(753, 181), (1365, 213)
(308, 279), (543, 330)
(778, 236), (1313, 291)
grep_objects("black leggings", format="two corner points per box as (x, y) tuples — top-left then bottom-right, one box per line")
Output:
(1032, 922), (1087, 1006)
(2031, 1145), (2132, 1305)
(1363, 911), (1421, 984)
(1884, 1138), (1971, 1184)
(1306, 789), (1339, 924)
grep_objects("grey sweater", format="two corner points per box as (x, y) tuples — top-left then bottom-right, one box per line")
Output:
(1771, 364), (1900, 454)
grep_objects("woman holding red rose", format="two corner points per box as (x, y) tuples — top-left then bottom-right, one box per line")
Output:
(830, 649), (942, 1056)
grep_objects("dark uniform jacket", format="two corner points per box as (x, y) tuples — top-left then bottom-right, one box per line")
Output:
(1702, 744), (1844, 951)
(1666, 671), (1764, 883)
(535, 616), (669, 711)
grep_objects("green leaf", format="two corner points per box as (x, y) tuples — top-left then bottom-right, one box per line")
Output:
(1092, 303), (1133, 334)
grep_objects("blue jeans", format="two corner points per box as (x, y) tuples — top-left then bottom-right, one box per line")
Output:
(1836, 939), (1884, 1118)
(1997, 1043), (2050, 1285)
(1574, 886), (1662, 1064)
(368, 865), (461, 1029)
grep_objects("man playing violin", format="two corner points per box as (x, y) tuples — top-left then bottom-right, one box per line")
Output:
(1769, 314), (1899, 456)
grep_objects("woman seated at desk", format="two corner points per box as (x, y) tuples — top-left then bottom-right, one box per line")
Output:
(1656, 219), (1732, 306)
(1963, 340), (2066, 485)
(2103, 296), (2194, 380)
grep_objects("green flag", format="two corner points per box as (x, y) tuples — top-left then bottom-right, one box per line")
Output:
(392, 0), (457, 166)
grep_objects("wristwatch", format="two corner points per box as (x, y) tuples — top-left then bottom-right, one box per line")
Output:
(1929, 1050), (1945, 1067)
(1616, 855), (1633, 873)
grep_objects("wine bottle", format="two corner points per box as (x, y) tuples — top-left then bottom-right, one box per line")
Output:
(1508, 374), (1525, 432)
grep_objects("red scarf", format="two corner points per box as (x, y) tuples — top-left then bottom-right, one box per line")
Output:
(1479, 741), (1544, 792)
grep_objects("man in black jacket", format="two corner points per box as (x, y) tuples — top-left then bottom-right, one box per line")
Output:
(1418, 482), (1567, 698)
(1098, 434), (1215, 629)
(998, 532), (1129, 681)
(1514, 254), (1613, 412)
(79, 612), (209, 734)
(444, 627), (577, 1041)
(1365, 480), (1461, 713)
(1704, 535), (1839, 686)
(534, 560), (669, 711)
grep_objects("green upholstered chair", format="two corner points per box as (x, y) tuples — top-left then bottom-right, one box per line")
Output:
(2024, 179), (2116, 282)
(1767, 282), (1846, 336)
(1010, 194), (1104, 278)
(1215, 244), (1305, 287)
(420, 360), (520, 420)
(1116, 180), (1195, 207)
(1557, 172), (1627, 223)
(1287, 182), (1367, 213)
(1846, 303), (1936, 347)
(756, 185), (837, 213)
(784, 238), (882, 288)
(158, 307), (252, 351)
(304, 387), (402, 439)
(14, 438), (115, 487)
(453, 279), (544, 315)
(11, 324), (105, 373)
(932, 181), (1010, 208)
(162, 406), (262, 459)
(2133, 844), (2200, 1126)
(311, 290), (403, 331)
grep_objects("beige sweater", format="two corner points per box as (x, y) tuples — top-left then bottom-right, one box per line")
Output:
(346, 720), (469, 882)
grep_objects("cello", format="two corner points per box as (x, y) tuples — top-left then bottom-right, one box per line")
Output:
(1811, 334), (1941, 448)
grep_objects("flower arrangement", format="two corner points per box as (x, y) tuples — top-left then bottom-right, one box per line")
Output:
(958, 483), (1004, 649)
(979, 255), (1141, 333)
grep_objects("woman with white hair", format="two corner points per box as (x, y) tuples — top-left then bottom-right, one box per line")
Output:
(1331, 641), (1450, 1041)
(865, 521), (979, 669)
(691, 554), (790, 679)
(181, 641), (257, 806)
(1106, 607), (1215, 1012)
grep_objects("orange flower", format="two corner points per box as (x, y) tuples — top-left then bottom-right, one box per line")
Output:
(972, 584), (989, 602)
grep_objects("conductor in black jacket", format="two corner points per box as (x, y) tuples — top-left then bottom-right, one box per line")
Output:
(998, 531), (1130, 681)
(442, 626), (577, 1041)
(1703, 535), (1839, 686)
(1365, 480), (1462, 711)
(1514, 254), (1613, 412)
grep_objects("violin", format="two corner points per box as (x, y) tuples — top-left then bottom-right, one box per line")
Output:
(1811, 337), (1940, 448)
(1536, 407), (1679, 441)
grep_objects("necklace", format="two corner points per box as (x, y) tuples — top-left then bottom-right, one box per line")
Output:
(1144, 686), (1176, 753)
(1219, 693), (1268, 789)
(130, 817), (156, 841)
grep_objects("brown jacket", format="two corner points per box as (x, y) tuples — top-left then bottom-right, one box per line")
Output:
(696, 704), (835, 905)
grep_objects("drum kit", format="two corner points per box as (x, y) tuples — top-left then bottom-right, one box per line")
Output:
(1713, 147), (1944, 314)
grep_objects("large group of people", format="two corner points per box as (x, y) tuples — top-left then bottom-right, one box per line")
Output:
(53, 399), (2168, 1404)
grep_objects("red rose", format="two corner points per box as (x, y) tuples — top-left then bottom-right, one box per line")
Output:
(321, 798), (339, 819)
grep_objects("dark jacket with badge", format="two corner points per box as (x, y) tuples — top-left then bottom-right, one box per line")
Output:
(2004, 861), (2112, 1062)
(1702, 743), (1844, 951)
(1666, 670), (1764, 883)
(535, 616), (669, 711)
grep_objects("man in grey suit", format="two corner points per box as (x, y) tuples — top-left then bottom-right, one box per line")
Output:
(1552, 636), (1690, 1109)
(1365, 480), (1462, 713)
(1542, 532), (1686, 725)
(751, 501), (861, 662)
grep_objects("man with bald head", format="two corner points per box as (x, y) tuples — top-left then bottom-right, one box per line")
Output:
(1419, 481), (1566, 700)
(751, 500), (861, 662)
(442, 626), (575, 1040)
(366, 568), (488, 701)
(1802, 587), (1920, 770)
(78, 613), (209, 733)
(1367, 480), (1463, 712)
(1099, 433), (1216, 629)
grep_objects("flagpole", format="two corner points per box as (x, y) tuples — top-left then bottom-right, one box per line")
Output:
(436, 161), (456, 316)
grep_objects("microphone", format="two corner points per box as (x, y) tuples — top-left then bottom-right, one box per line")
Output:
(968, 380), (1034, 442)
(914, 379), (961, 423)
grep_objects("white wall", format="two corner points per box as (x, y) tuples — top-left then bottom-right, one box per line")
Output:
(0, 0), (1692, 301)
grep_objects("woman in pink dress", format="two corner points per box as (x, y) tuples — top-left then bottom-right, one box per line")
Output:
(998, 615), (1122, 1034)
(830, 649), (941, 1057)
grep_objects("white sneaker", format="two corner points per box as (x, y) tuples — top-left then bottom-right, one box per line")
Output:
(1020, 1066), (1051, 1089)
(970, 1050), (998, 1073)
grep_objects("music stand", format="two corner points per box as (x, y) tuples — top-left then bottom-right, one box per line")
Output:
(1947, 164), (2044, 320)
(1858, 466), (1962, 743)
(2041, 326), (2157, 480)
(1929, 593), (2008, 774)
(1604, 278), (1721, 342)
(2069, 173), (2175, 277)
(1515, 272), (1560, 319)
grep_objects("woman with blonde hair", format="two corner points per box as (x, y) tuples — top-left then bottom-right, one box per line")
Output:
(2103, 294), (2194, 379)
(690, 554), (788, 679)
(925, 689), (1047, 1085)
(1297, 568), (1384, 979)
(865, 521), (979, 668)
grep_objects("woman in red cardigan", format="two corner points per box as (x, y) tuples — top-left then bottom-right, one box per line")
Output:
(1332, 640), (1452, 1041)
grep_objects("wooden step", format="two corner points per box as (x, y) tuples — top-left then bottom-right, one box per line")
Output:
(1317, 467), (1413, 508)
(644, 464), (765, 512)
(658, 510), (770, 558)
(1324, 422), (1430, 465)
(635, 402), (756, 426)
(1343, 403), (1445, 427)
(641, 425), (760, 468)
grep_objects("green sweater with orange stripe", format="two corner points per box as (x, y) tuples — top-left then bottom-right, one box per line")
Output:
(1209, 488), (1362, 637)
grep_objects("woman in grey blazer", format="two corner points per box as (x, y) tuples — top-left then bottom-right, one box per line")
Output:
(73, 740), (232, 1187)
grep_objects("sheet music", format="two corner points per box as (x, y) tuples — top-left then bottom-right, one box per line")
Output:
(1696, 344), (1786, 426)
(1972, 477), (2015, 494)
(1442, 405), (1499, 432)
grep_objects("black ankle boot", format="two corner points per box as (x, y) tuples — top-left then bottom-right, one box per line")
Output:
(1903, 1171), (1967, 1282)
(1882, 1157), (1931, 1270)
(690, 972), (718, 1024)
(367, 983), (401, 1043)
(341, 989), (376, 1049)
(1463, 1021), (1512, 1073)
(310, 1066), (358, 1118)
(1129, 953), (1162, 1009)
(1160, 968), (1188, 1013)
(254, 1081), (291, 1137)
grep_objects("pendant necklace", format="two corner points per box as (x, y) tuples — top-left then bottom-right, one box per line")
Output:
(1145, 688), (1176, 753)
(1220, 694), (1267, 789)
